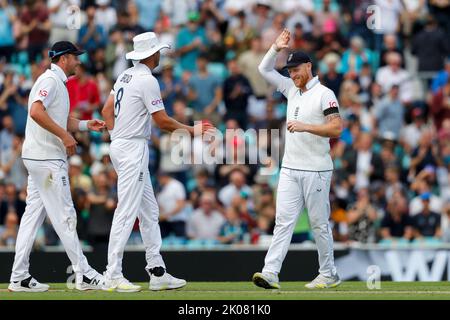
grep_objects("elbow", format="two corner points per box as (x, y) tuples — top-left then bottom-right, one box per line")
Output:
(29, 105), (41, 121)
(257, 63), (265, 75)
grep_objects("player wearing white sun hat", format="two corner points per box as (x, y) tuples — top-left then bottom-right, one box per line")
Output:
(101, 32), (214, 292)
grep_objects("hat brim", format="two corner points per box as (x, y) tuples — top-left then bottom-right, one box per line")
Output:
(72, 49), (86, 56)
(284, 61), (311, 69)
(125, 44), (170, 60)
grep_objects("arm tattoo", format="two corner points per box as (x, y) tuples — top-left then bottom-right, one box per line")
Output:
(325, 113), (341, 122)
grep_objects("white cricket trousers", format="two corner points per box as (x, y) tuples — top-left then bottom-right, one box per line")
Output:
(263, 168), (337, 278)
(10, 160), (96, 282)
(105, 138), (165, 280)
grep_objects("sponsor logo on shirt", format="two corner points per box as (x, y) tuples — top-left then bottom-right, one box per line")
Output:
(39, 89), (48, 97)
(151, 98), (163, 106)
(120, 74), (133, 83)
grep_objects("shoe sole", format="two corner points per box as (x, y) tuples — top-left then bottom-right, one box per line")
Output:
(8, 287), (49, 293)
(305, 279), (342, 289)
(101, 286), (142, 293)
(75, 285), (103, 291)
(252, 273), (280, 290)
(117, 288), (142, 293)
(149, 283), (187, 291)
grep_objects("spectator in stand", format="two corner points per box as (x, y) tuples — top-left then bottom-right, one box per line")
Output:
(158, 60), (182, 117)
(176, 11), (208, 72)
(380, 195), (414, 241)
(48, 0), (80, 44)
(372, 0), (403, 52)
(282, 0), (314, 34)
(134, 0), (162, 31)
(0, 183), (26, 222)
(384, 165), (407, 201)
(409, 175), (444, 217)
(321, 52), (343, 97)
(373, 84), (405, 140)
(67, 63), (101, 120)
(218, 169), (253, 209)
(291, 22), (315, 53)
(410, 130), (440, 175)
(116, 7), (145, 43)
(400, 108), (429, 151)
(77, 6), (107, 56)
(379, 33), (403, 68)
(187, 54), (222, 124)
(413, 192), (442, 239)
(346, 188), (379, 243)
(412, 15), (450, 73)
(0, 135), (27, 190)
(429, 77), (450, 130)
(237, 36), (270, 99)
(375, 52), (413, 104)
(189, 169), (213, 209)
(94, 0), (117, 35)
(0, 0), (17, 62)
(218, 206), (248, 244)
(339, 36), (376, 75)
(157, 172), (188, 239)
(223, 58), (252, 129)
(105, 28), (132, 82)
(68, 155), (93, 194)
(186, 191), (225, 241)
(0, 210), (18, 247)
(225, 10), (255, 55)
(19, 0), (50, 63)
(342, 132), (385, 191)
(431, 57), (450, 93)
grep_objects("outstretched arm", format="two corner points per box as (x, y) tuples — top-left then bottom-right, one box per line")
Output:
(258, 28), (294, 96)
(152, 109), (215, 136)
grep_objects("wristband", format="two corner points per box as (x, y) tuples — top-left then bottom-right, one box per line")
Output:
(79, 120), (89, 131)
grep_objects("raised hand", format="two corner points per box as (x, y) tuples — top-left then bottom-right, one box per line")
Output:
(274, 28), (291, 52)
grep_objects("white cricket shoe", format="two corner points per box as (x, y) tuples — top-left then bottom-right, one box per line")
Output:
(252, 272), (280, 289)
(102, 277), (142, 293)
(75, 273), (105, 291)
(305, 274), (341, 289)
(8, 276), (49, 292)
(149, 273), (187, 291)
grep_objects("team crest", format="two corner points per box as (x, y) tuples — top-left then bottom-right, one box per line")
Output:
(288, 53), (293, 61)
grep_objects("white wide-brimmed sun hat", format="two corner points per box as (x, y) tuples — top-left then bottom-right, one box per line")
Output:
(125, 32), (170, 61)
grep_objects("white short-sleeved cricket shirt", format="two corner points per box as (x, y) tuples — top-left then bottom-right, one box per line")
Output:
(22, 63), (70, 161)
(258, 47), (340, 171)
(110, 63), (165, 141)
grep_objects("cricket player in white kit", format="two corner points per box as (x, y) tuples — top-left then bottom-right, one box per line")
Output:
(101, 32), (214, 292)
(252, 29), (342, 289)
(9, 41), (106, 292)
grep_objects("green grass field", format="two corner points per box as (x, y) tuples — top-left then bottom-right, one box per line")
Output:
(1, 282), (450, 300)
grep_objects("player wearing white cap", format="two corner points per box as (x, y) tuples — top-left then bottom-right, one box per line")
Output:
(101, 32), (215, 292)
(9, 41), (106, 292)
(252, 29), (342, 289)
